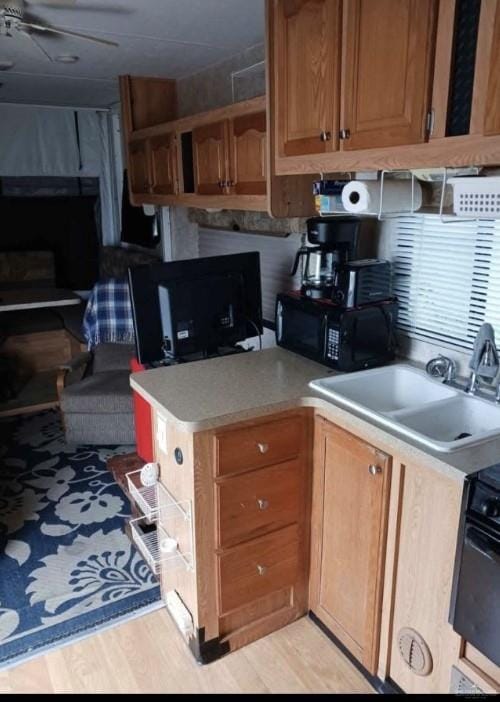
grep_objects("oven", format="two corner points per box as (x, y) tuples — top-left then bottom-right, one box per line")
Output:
(450, 464), (500, 666)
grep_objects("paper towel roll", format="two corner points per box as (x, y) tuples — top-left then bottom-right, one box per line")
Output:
(341, 179), (422, 214)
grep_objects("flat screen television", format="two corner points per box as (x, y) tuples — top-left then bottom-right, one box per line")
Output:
(128, 252), (263, 365)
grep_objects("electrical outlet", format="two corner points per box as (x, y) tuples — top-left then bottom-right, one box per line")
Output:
(157, 414), (167, 454)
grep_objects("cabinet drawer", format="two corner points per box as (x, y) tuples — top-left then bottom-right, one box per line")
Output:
(218, 524), (300, 614)
(215, 416), (303, 477)
(217, 459), (301, 548)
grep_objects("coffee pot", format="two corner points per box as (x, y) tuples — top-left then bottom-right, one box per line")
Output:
(291, 245), (338, 299)
(291, 217), (361, 300)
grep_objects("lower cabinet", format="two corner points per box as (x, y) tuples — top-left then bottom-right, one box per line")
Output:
(387, 461), (463, 693)
(128, 403), (472, 689)
(309, 419), (391, 675)
(141, 409), (312, 662)
(212, 411), (312, 652)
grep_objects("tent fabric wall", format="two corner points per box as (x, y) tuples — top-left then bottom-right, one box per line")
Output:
(0, 105), (119, 245)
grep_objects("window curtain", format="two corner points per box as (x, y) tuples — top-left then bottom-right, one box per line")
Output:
(0, 105), (119, 245)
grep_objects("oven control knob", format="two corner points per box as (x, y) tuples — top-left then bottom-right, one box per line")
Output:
(480, 499), (499, 518)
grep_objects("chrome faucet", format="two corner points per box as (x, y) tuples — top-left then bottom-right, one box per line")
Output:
(426, 355), (457, 384)
(467, 326), (499, 396)
(466, 371), (480, 396)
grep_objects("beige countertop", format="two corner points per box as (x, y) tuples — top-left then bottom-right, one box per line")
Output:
(131, 347), (499, 482)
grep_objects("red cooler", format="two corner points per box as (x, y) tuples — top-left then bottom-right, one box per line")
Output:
(130, 358), (154, 463)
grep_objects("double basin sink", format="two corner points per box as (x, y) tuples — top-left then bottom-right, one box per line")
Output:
(310, 364), (500, 453)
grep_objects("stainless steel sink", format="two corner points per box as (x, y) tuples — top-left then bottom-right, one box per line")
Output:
(310, 364), (500, 453)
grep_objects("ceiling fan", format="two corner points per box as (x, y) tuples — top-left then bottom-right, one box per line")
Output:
(0, 0), (120, 61)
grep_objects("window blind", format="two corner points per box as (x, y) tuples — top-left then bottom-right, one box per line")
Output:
(198, 228), (302, 324)
(392, 214), (500, 351)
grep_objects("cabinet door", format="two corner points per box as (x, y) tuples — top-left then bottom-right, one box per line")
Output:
(310, 420), (391, 674)
(341, 0), (437, 150)
(229, 112), (267, 195)
(150, 133), (178, 195)
(481, 0), (500, 135)
(388, 462), (463, 693)
(128, 140), (151, 196)
(273, 0), (341, 157)
(192, 120), (229, 195)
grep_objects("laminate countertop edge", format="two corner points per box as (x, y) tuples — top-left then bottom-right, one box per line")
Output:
(130, 348), (495, 483)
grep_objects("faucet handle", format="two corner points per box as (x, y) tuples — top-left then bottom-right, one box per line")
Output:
(426, 355), (457, 383)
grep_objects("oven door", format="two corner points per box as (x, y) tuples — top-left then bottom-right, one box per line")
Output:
(452, 522), (500, 665)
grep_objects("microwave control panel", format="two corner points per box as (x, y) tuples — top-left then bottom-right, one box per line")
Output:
(326, 327), (340, 360)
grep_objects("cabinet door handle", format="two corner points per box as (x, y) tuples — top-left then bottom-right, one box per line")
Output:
(369, 464), (382, 476)
(257, 565), (267, 576)
(257, 442), (269, 454)
(320, 130), (332, 142)
(257, 499), (269, 511)
(339, 129), (351, 140)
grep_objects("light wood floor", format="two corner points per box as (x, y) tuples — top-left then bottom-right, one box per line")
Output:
(0, 611), (374, 694)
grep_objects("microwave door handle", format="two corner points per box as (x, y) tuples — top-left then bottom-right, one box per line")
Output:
(466, 527), (500, 564)
(276, 301), (283, 343)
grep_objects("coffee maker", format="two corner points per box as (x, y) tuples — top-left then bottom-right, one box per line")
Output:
(291, 216), (393, 307)
(291, 217), (361, 300)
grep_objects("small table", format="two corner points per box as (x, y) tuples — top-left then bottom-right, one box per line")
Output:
(0, 288), (81, 312)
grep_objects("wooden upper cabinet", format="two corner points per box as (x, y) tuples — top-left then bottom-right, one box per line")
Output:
(310, 420), (391, 674)
(122, 75), (177, 133)
(273, 0), (341, 157)
(229, 112), (267, 195)
(150, 133), (178, 195)
(128, 140), (151, 197)
(341, 0), (437, 150)
(471, 0), (500, 136)
(192, 120), (229, 195)
(483, 1), (500, 135)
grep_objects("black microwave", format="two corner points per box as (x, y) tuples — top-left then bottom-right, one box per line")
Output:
(275, 293), (398, 372)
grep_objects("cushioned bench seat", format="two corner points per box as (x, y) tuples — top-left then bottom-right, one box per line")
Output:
(59, 343), (136, 446)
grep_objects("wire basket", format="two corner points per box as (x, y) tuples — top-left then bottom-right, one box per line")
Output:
(448, 177), (500, 218)
(126, 467), (160, 520)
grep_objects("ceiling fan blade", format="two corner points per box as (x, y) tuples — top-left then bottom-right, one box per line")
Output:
(20, 21), (119, 47)
(26, 1), (77, 7)
(26, 1), (131, 12)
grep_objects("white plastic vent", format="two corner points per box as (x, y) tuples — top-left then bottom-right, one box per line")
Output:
(397, 628), (433, 676)
(450, 666), (485, 695)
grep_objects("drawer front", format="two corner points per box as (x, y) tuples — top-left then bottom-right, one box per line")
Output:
(217, 459), (301, 549)
(218, 524), (300, 614)
(215, 416), (303, 477)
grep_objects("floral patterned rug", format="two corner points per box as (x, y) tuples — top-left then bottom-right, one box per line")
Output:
(0, 410), (162, 670)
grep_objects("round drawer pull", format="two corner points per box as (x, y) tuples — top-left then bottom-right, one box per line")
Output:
(369, 464), (382, 476)
(257, 499), (269, 511)
(257, 442), (269, 454)
(257, 565), (267, 576)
